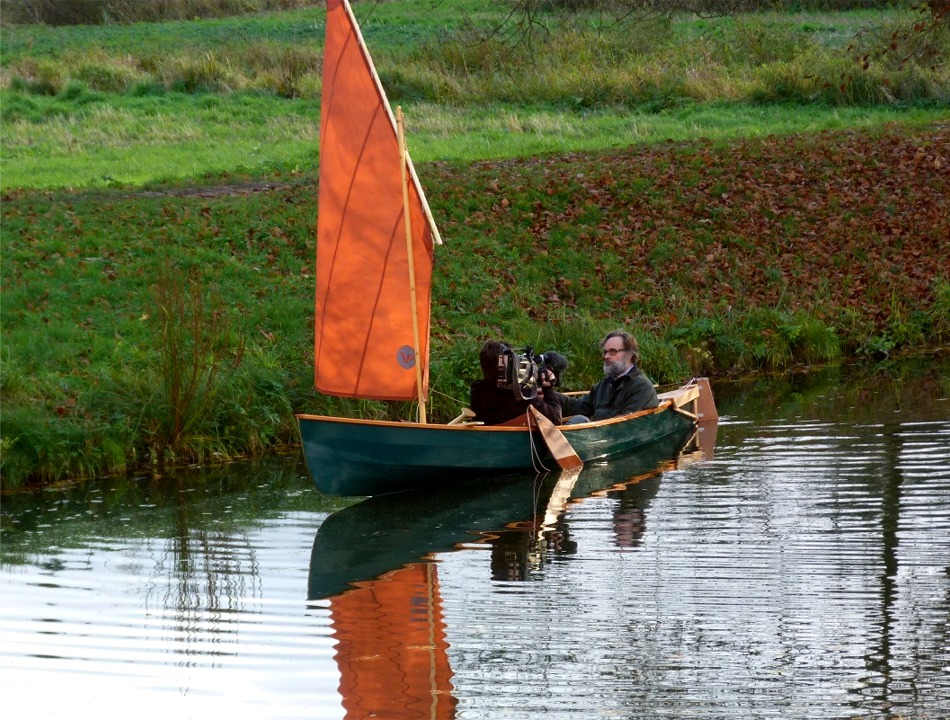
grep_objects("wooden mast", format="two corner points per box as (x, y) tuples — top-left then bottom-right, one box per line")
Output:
(397, 106), (427, 424)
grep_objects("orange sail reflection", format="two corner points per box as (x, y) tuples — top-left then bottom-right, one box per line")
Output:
(328, 563), (457, 719)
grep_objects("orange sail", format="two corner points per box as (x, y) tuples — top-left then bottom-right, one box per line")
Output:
(315, 0), (439, 401)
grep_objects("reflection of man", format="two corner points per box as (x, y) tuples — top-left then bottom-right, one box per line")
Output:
(612, 501), (646, 549)
(489, 529), (533, 581)
(556, 329), (658, 424)
(489, 525), (577, 581)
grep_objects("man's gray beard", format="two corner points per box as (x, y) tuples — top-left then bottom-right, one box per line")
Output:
(603, 360), (627, 379)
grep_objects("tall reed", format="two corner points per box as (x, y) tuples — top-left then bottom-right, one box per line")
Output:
(144, 262), (246, 471)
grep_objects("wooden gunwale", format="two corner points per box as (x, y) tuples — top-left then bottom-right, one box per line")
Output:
(296, 396), (681, 431)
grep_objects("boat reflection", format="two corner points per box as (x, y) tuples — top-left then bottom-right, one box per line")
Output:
(309, 426), (707, 600)
(308, 426), (711, 719)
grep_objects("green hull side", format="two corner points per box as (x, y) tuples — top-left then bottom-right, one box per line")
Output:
(561, 404), (694, 462)
(297, 401), (695, 497)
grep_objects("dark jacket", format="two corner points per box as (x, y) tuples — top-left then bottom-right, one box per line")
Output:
(556, 367), (658, 421)
(470, 380), (563, 426)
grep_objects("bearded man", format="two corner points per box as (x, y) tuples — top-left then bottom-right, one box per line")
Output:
(555, 329), (658, 424)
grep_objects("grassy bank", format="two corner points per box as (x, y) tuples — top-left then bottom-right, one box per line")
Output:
(1, 1), (948, 488)
(3, 123), (948, 488)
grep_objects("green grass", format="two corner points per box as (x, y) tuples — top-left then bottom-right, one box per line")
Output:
(1, 91), (319, 189)
(3, 92), (945, 189)
(1, 3), (947, 190)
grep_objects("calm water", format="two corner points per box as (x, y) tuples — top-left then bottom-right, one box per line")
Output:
(2, 355), (949, 719)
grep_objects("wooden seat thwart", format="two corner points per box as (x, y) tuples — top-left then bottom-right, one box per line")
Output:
(447, 407), (525, 427)
(447, 408), (482, 425)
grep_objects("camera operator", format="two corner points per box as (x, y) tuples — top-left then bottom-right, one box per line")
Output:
(470, 340), (562, 426)
(554, 329), (658, 424)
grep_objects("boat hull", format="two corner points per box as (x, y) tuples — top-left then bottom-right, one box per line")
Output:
(297, 382), (705, 497)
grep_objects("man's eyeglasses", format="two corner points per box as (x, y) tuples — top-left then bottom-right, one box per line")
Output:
(603, 348), (624, 357)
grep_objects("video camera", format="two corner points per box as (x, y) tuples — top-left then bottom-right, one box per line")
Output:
(496, 346), (569, 401)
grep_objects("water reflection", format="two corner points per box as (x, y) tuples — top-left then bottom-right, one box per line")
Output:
(308, 428), (700, 600)
(309, 428), (703, 719)
(0, 457), (350, 713)
(326, 564), (457, 719)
